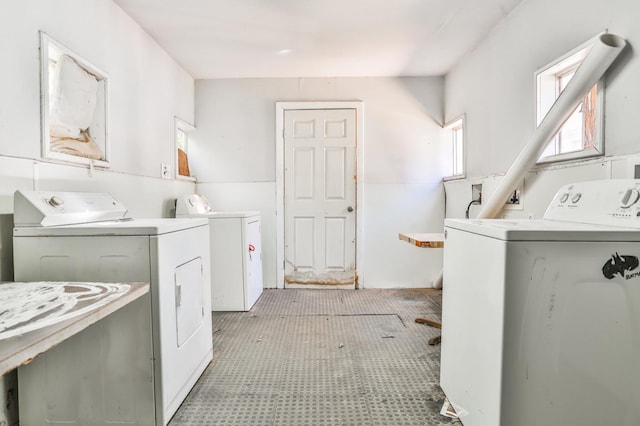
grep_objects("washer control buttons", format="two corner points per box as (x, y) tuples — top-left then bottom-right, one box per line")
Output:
(559, 193), (569, 203)
(570, 193), (582, 203)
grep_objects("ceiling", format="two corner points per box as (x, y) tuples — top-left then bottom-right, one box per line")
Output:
(113, 0), (526, 79)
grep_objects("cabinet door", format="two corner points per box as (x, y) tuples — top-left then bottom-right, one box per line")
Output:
(211, 218), (244, 311)
(245, 218), (263, 309)
(175, 257), (204, 346)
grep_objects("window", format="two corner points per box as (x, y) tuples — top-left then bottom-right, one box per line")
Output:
(536, 38), (604, 163)
(175, 117), (195, 179)
(40, 32), (109, 167)
(443, 116), (465, 179)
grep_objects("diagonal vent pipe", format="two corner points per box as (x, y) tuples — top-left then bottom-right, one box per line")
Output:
(477, 33), (626, 219)
(434, 33), (626, 289)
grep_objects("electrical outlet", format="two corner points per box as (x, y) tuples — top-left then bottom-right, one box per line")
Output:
(472, 184), (483, 204)
(505, 189), (520, 205)
(623, 157), (640, 178)
(161, 163), (170, 179)
(504, 186), (524, 210)
(504, 179), (525, 210)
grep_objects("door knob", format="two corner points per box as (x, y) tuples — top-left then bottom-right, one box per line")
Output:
(347, 206), (354, 212)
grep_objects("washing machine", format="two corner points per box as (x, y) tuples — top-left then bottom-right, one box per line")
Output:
(440, 179), (640, 426)
(176, 194), (263, 311)
(13, 190), (213, 426)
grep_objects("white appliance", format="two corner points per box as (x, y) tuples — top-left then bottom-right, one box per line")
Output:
(13, 190), (213, 426)
(176, 194), (263, 311)
(440, 179), (640, 426)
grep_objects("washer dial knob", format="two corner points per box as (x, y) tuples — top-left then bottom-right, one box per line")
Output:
(48, 196), (64, 208)
(620, 188), (640, 209)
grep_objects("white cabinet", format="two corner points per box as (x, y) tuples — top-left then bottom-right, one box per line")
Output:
(210, 212), (263, 311)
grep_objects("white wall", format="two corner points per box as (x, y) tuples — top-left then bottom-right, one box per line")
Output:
(0, 0), (197, 267)
(0, 1), (195, 179)
(0, 0), (198, 275)
(443, 0), (640, 219)
(193, 77), (446, 289)
(0, 2), (196, 423)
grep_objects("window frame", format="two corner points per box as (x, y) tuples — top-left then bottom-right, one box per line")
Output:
(535, 36), (605, 164)
(40, 31), (110, 167)
(442, 115), (466, 181)
(175, 117), (196, 181)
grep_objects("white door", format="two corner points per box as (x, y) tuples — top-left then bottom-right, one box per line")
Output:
(284, 108), (357, 288)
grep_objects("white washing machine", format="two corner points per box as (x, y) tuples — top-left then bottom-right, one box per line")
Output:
(176, 194), (263, 311)
(440, 179), (640, 426)
(13, 190), (213, 426)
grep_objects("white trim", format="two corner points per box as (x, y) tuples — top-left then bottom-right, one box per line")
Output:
(442, 114), (466, 181)
(275, 101), (364, 289)
(534, 32), (607, 164)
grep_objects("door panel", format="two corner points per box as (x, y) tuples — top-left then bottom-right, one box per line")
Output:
(294, 148), (315, 198)
(284, 108), (356, 288)
(325, 148), (346, 199)
(293, 217), (315, 270)
(325, 217), (346, 269)
(293, 119), (315, 138)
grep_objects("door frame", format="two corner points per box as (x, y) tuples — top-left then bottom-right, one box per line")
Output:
(275, 101), (364, 289)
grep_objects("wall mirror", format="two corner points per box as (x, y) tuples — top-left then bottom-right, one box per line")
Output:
(40, 31), (109, 167)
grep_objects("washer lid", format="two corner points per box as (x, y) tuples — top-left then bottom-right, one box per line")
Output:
(13, 218), (209, 237)
(445, 218), (640, 242)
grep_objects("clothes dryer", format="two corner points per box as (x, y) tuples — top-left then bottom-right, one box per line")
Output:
(176, 194), (263, 311)
(441, 180), (640, 426)
(13, 190), (213, 425)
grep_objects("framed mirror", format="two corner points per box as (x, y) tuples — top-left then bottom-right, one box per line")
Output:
(40, 32), (109, 167)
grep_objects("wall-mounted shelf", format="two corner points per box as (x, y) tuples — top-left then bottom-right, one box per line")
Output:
(398, 232), (445, 248)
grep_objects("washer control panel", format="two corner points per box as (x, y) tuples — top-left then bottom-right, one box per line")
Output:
(544, 179), (640, 227)
(175, 194), (213, 216)
(13, 190), (128, 227)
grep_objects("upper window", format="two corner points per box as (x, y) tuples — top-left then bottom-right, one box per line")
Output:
(536, 38), (604, 164)
(40, 32), (109, 167)
(443, 116), (465, 180)
(175, 117), (195, 179)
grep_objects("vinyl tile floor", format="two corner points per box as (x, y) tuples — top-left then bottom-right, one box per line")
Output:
(169, 288), (458, 426)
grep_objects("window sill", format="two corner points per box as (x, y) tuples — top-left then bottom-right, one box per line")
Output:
(536, 147), (603, 165)
(442, 174), (466, 182)
(42, 153), (110, 169)
(176, 174), (196, 182)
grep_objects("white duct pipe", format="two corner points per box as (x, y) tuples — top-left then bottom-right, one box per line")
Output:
(434, 33), (626, 289)
(477, 33), (626, 219)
